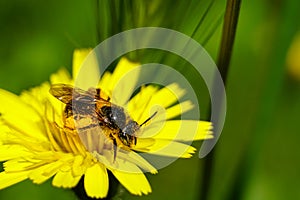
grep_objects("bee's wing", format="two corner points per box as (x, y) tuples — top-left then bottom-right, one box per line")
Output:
(50, 84), (111, 106)
(49, 84), (88, 104)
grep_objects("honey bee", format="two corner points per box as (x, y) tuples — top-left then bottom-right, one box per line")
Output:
(49, 84), (156, 157)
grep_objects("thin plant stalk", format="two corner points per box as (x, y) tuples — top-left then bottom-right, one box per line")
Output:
(199, 0), (242, 200)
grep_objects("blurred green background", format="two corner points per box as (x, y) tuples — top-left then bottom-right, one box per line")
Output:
(1, 0), (300, 199)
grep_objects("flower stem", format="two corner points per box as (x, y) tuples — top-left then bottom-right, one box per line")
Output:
(199, 0), (242, 199)
(216, 0), (242, 83)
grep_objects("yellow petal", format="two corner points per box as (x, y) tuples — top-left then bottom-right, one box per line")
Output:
(125, 151), (157, 174)
(0, 89), (40, 122)
(127, 85), (158, 123)
(73, 50), (100, 90)
(0, 145), (30, 162)
(72, 49), (93, 79)
(98, 72), (112, 96)
(1, 115), (47, 142)
(147, 83), (186, 108)
(134, 138), (196, 158)
(165, 100), (194, 119)
(128, 83), (187, 124)
(107, 58), (140, 106)
(113, 150), (157, 174)
(84, 164), (109, 198)
(29, 159), (65, 184)
(0, 89), (47, 141)
(52, 170), (81, 188)
(111, 163), (151, 196)
(50, 68), (72, 84)
(135, 138), (156, 150)
(142, 120), (213, 141)
(20, 82), (49, 115)
(0, 125), (29, 159)
(3, 159), (34, 172)
(72, 155), (86, 177)
(20, 82), (63, 123)
(0, 171), (29, 190)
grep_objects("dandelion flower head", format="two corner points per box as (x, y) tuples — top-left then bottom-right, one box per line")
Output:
(0, 49), (213, 198)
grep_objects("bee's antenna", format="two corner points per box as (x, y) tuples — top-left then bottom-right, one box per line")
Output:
(140, 111), (158, 127)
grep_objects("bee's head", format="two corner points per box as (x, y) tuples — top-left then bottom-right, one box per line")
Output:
(122, 121), (139, 136)
(121, 111), (157, 137)
(119, 121), (139, 146)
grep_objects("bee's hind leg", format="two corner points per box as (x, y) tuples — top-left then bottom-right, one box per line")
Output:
(113, 139), (117, 163)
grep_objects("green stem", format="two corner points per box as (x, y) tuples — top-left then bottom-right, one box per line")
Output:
(217, 0), (242, 83)
(199, 0), (242, 200)
(95, 0), (101, 44)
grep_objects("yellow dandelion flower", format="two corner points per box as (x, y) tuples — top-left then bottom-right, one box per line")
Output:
(0, 49), (213, 198)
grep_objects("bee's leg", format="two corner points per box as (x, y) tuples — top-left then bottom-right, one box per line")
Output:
(113, 139), (117, 163)
(134, 137), (137, 146)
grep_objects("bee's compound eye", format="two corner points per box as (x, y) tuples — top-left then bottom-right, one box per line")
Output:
(122, 121), (139, 136)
